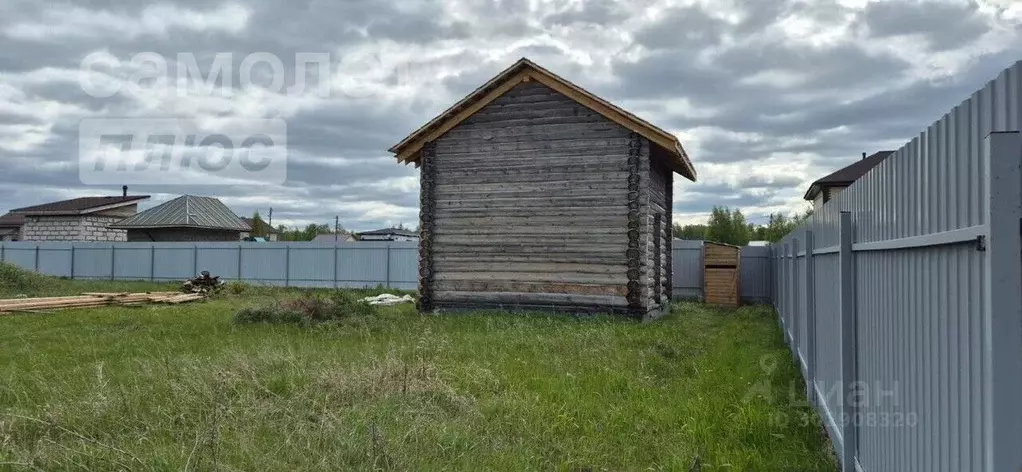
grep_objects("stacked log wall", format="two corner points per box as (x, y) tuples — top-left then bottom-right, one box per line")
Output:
(426, 81), (645, 313)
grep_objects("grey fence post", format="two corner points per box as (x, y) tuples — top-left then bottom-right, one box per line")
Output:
(1, 243), (4, 262)
(984, 131), (1022, 471)
(34, 245), (39, 272)
(839, 211), (857, 470)
(70, 245), (75, 279)
(192, 245), (199, 276)
(791, 238), (800, 359)
(783, 242), (790, 338)
(150, 245), (155, 282)
(237, 244), (243, 280)
(385, 245), (392, 288)
(333, 246), (339, 288)
(284, 245), (291, 287)
(110, 244), (116, 280)
(804, 229), (816, 405)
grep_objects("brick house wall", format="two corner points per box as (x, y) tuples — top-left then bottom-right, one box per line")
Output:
(127, 228), (242, 242)
(22, 215), (127, 241)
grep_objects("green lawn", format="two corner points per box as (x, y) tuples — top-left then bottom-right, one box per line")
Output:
(0, 275), (837, 470)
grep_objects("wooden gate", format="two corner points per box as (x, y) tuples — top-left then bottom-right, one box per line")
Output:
(703, 241), (740, 307)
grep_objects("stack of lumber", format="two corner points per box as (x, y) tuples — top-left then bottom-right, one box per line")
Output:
(0, 292), (203, 314)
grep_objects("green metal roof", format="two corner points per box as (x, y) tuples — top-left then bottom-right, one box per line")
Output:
(110, 195), (251, 231)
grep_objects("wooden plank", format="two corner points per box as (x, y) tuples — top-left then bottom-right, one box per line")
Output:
(434, 280), (626, 296)
(433, 227), (628, 237)
(433, 243), (626, 253)
(434, 271), (627, 284)
(433, 261), (624, 274)
(434, 178), (629, 194)
(435, 206), (627, 218)
(437, 254), (628, 264)
(435, 215), (629, 228)
(396, 69), (531, 162)
(433, 235), (623, 246)
(433, 290), (628, 307)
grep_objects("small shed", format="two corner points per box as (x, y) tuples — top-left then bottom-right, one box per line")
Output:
(703, 241), (740, 307)
(389, 58), (698, 319)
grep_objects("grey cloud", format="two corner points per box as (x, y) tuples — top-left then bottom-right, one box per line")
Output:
(632, 4), (726, 50)
(0, 0), (1018, 230)
(859, 0), (989, 51)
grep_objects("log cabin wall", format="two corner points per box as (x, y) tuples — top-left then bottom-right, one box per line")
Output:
(646, 158), (672, 312)
(422, 80), (661, 316)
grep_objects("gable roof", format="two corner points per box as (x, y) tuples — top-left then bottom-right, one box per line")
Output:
(389, 58), (697, 181)
(11, 195), (150, 216)
(311, 233), (353, 243)
(359, 228), (418, 238)
(804, 151), (894, 200)
(110, 195), (250, 231)
(0, 212), (25, 228)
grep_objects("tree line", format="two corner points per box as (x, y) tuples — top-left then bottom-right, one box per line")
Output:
(673, 206), (812, 246)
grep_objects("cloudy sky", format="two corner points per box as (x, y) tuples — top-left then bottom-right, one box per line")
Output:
(1, 0), (1020, 230)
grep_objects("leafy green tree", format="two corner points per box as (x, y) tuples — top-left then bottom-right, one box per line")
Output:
(672, 223), (708, 240)
(704, 206), (750, 246)
(249, 211), (269, 237)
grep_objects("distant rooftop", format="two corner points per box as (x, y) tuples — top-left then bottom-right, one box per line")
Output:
(110, 195), (250, 231)
(0, 212), (25, 227)
(239, 217), (278, 234)
(10, 195), (150, 216)
(359, 228), (419, 238)
(804, 151), (894, 200)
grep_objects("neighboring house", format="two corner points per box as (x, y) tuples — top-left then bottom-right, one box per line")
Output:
(109, 195), (251, 241)
(9, 195), (150, 241)
(804, 151), (893, 210)
(311, 232), (357, 244)
(389, 58), (697, 318)
(0, 212), (25, 241)
(356, 228), (419, 242)
(239, 217), (279, 241)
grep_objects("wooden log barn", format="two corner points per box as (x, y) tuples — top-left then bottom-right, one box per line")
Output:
(389, 58), (698, 319)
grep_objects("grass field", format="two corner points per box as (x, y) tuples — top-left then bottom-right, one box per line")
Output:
(0, 269), (837, 471)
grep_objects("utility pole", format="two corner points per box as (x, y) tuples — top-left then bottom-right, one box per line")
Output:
(268, 208), (273, 227)
(335, 216), (339, 242)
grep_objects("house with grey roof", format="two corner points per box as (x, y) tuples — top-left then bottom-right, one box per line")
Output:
(109, 195), (251, 242)
(804, 151), (894, 210)
(311, 232), (357, 244)
(0, 212), (25, 241)
(357, 228), (419, 242)
(239, 217), (279, 242)
(8, 194), (150, 241)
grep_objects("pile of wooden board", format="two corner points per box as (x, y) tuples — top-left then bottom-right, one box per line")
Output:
(0, 292), (203, 314)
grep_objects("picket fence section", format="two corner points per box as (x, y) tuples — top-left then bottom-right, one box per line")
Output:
(771, 61), (1022, 472)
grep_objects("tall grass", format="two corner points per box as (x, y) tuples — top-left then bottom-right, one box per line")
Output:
(0, 275), (837, 471)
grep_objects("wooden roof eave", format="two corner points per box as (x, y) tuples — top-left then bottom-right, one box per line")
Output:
(391, 58), (697, 181)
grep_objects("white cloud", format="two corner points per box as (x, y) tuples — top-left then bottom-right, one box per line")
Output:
(5, 3), (250, 41)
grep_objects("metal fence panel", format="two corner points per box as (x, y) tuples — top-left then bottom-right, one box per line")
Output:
(2, 239), (778, 303)
(739, 246), (771, 303)
(671, 239), (703, 299)
(770, 60), (1022, 471)
(73, 244), (114, 279)
(114, 244), (156, 280)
